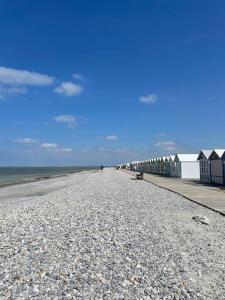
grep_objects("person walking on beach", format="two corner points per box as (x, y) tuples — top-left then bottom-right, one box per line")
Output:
(100, 165), (104, 171)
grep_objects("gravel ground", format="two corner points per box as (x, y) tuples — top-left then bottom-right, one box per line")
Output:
(0, 168), (225, 299)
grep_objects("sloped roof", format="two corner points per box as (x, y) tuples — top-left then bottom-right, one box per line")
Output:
(175, 154), (198, 162)
(209, 149), (225, 160)
(197, 150), (213, 160)
(169, 155), (175, 161)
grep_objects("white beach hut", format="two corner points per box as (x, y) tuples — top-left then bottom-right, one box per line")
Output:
(197, 150), (212, 183)
(151, 158), (157, 174)
(165, 156), (174, 176)
(158, 157), (163, 175)
(155, 158), (161, 174)
(209, 149), (225, 185)
(146, 159), (151, 173)
(159, 157), (167, 175)
(174, 154), (200, 179)
(170, 155), (176, 177)
(149, 159), (153, 173)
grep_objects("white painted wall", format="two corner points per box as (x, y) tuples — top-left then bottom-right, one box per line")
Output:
(181, 162), (200, 179)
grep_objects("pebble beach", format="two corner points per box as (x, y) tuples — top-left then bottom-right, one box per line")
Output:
(0, 168), (225, 299)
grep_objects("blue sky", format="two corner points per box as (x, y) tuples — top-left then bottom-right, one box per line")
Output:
(0, 0), (225, 166)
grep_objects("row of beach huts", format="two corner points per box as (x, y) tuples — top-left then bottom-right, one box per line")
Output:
(118, 149), (225, 185)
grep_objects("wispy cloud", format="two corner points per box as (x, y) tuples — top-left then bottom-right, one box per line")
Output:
(13, 138), (39, 144)
(54, 82), (83, 97)
(139, 93), (157, 104)
(97, 147), (106, 152)
(114, 148), (129, 153)
(154, 140), (176, 147)
(0, 67), (86, 100)
(73, 73), (84, 81)
(13, 138), (72, 154)
(154, 140), (177, 151)
(0, 66), (54, 86)
(41, 142), (72, 153)
(106, 134), (118, 141)
(54, 114), (77, 127)
(0, 86), (27, 97)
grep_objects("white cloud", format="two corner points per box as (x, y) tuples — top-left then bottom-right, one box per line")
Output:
(97, 147), (105, 152)
(154, 140), (177, 151)
(13, 138), (39, 144)
(54, 82), (83, 96)
(54, 114), (77, 127)
(41, 142), (72, 153)
(164, 146), (176, 151)
(0, 86), (27, 99)
(114, 148), (129, 153)
(73, 73), (84, 81)
(139, 93), (157, 104)
(0, 66), (54, 86)
(106, 134), (118, 141)
(58, 148), (73, 153)
(41, 143), (58, 149)
(154, 141), (176, 147)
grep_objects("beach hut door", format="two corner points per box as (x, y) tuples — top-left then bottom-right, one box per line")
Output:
(223, 162), (225, 185)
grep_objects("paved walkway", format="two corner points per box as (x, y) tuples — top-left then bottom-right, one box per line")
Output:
(123, 170), (225, 215)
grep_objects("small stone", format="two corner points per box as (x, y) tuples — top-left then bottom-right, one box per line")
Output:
(129, 275), (140, 285)
(96, 273), (107, 284)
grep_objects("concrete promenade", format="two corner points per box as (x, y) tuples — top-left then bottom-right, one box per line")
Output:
(123, 169), (225, 216)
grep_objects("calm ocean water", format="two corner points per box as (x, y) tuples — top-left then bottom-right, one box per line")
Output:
(0, 167), (97, 187)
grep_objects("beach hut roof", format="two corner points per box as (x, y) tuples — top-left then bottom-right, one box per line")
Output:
(175, 154), (198, 162)
(209, 149), (225, 160)
(169, 155), (175, 161)
(197, 150), (213, 160)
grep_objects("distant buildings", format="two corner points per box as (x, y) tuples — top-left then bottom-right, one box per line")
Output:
(118, 148), (225, 186)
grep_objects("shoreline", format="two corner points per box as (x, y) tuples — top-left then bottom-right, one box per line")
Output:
(0, 174), (67, 189)
(0, 168), (98, 189)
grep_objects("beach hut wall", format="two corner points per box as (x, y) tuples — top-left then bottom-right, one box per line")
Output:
(174, 154), (200, 179)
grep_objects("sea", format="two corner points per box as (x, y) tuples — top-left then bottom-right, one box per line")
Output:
(0, 167), (97, 187)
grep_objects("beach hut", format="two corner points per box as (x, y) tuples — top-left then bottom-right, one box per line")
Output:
(151, 159), (155, 174)
(209, 149), (225, 185)
(162, 155), (176, 177)
(174, 154), (200, 179)
(151, 158), (157, 174)
(158, 157), (166, 175)
(145, 159), (151, 173)
(161, 157), (167, 175)
(155, 158), (160, 174)
(165, 156), (174, 176)
(197, 150), (212, 183)
(143, 160), (148, 172)
(157, 157), (163, 175)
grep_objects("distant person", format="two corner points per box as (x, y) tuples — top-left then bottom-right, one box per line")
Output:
(100, 165), (104, 171)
